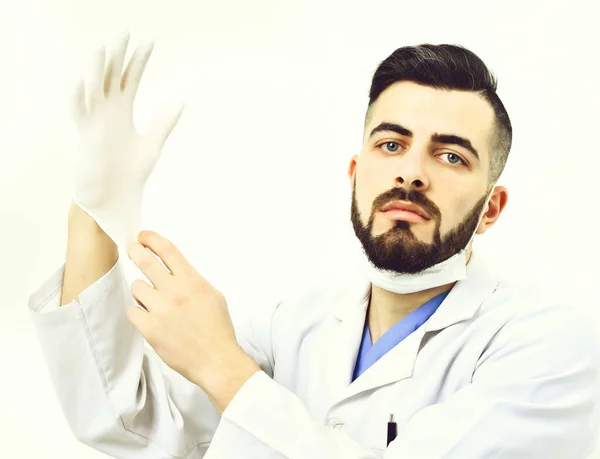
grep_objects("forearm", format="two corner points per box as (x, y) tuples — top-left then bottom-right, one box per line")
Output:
(60, 200), (118, 306)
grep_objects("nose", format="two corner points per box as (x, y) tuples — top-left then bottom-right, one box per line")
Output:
(394, 151), (429, 192)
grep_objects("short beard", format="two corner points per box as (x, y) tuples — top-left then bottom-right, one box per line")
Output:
(350, 179), (487, 274)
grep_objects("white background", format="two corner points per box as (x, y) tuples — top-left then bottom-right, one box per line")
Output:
(1, 0), (599, 457)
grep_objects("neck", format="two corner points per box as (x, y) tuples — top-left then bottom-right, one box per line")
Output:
(367, 282), (455, 344)
(367, 248), (473, 344)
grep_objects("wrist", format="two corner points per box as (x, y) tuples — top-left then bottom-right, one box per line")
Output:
(200, 349), (261, 415)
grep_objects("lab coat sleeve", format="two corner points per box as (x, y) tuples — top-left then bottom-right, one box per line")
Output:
(28, 255), (276, 459)
(207, 304), (600, 459)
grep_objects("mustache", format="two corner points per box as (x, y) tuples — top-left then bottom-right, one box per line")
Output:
(373, 188), (441, 220)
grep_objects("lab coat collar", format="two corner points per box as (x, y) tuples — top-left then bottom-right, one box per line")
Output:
(324, 249), (498, 408)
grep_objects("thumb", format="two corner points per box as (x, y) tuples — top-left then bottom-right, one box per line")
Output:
(150, 101), (185, 149)
(70, 79), (87, 122)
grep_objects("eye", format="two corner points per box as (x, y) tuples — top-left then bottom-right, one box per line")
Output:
(439, 152), (467, 166)
(377, 141), (402, 154)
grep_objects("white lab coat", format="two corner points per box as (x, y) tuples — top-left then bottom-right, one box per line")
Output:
(28, 250), (600, 459)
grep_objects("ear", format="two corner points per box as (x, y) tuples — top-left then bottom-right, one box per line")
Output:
(476, 185), (508, 235)
(348, 155), (359, 188)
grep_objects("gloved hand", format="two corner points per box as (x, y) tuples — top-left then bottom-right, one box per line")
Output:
(70, 33), (184, 251)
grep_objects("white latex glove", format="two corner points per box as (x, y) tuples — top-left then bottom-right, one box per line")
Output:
(70, 33), (184, 251)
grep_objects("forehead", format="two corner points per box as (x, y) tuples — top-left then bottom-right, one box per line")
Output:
(367, 81), (496, 162)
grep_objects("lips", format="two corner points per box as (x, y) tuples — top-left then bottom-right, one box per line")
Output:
(380, 200), (430, 220)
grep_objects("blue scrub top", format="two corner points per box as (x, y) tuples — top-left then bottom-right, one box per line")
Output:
(352, 289), (451, 382)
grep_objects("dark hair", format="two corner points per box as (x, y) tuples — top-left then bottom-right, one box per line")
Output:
(365, 44), (512, 184)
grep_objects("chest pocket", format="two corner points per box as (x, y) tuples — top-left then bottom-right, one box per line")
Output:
(342, 383), (416, 452)
(333, 417), (387, 452)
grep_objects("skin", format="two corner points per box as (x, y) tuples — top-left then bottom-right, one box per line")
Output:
(348, 81), (508, 343)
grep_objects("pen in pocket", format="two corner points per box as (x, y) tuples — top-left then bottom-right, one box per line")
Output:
(387, 413), (397, 446)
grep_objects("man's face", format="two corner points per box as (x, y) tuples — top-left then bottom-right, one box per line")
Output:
(349, 81), (496, 274)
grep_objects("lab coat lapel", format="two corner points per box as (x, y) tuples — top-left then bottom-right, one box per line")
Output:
(423, 250), (498, 333)
(324, 250), (498, 407)
(342, 322), (426, 402)
(324, 280), (423, 407)
(324, 280), (370, 409)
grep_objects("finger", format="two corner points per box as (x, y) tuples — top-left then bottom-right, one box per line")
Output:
(128, 242), (173, 291)
(137, 230), (194, 278)
(130, 278), (162, 313)
(126, 304), (151, 332)
(88, 45), (106, 111)
(122, 41), (154, 99)
(70, 79), (87, 122)
(105, 32), (130, 95)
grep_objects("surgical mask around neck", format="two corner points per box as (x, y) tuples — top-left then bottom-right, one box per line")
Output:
(361, 185), (496, 294)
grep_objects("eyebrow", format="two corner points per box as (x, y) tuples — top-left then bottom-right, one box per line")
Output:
(368, 122), (480, 161)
